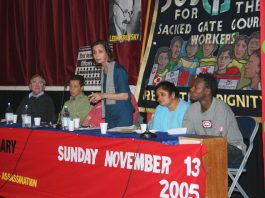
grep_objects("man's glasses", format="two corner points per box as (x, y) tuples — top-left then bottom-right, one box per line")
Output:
(114, 1), (133, 18)
(31, 81), (44, 86)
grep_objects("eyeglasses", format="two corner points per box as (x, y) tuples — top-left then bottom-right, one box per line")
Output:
(31, 81), (44, 86)
(114, 1), (133, 18)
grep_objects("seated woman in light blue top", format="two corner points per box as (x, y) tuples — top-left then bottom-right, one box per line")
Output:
(148, 81), (189, 132)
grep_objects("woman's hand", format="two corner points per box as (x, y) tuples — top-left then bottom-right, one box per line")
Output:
(88, 92), (128, 103)
(88, 92), (104, 103)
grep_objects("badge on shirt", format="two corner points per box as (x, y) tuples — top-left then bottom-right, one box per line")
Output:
(202, 120), (212, 128)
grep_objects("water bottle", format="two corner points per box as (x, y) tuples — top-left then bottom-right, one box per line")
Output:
(5, 103), (14, 124)
(22, 104), (31, 128)
(62, 106), (70, 130)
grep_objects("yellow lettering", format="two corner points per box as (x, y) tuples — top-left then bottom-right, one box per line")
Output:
(179, 92), (188, 100)
(151, 90), (156, 101)
(236, 95), (245, 108)
(217, 94), (261, 109)
(109, 34), (139, 42)
(1, 172), (38, 188)
(227, 95), (236, 106)
(250, 95), (259, 108)
(144, 90), (151, 100)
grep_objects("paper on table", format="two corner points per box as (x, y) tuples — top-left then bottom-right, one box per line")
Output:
(178, 136), (202, 144)
(167, 128), (187, 135)
(77, 126), (100, 130)
(108, 125), (136, 133)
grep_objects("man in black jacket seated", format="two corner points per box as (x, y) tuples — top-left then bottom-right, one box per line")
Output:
(16, 74), (56, 124)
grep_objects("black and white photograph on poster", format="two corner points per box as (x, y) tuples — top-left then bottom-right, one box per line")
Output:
(75, 46), (102, 91)
(109, 0), (141, 43)
(135, 0), (261, 117)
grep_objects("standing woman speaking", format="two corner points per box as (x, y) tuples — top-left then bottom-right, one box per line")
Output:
(88, 40), (134, 129)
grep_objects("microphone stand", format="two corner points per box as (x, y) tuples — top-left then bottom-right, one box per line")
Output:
(140, 84), (157, 139)
(56, 80), (67, 129)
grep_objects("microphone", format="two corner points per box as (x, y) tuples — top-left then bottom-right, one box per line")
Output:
(140, 80), (157, 139)
(56, 80), (68, 129)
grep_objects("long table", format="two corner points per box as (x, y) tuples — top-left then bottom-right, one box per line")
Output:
(0, 126), (226, 197)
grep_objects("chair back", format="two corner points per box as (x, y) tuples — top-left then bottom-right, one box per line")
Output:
(236, 116), (259, 142)
(228, 116), (259, 197)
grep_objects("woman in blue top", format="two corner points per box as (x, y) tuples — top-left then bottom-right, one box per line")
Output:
(149, 81), (189, 132)
(88, 40), (133, 129)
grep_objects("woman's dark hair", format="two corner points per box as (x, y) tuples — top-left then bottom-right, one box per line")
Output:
(185, 38), (199, 50)
(170, 36), (184, 49)
(234, 35), (249, 46)
(154, 47), (171, 64)
(155, 81), (179, 98)
(91, 40), (114, 62)
(196, 73), (218, 97)
(217, 45), (233, 60)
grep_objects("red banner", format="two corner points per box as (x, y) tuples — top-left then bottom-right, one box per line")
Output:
(0, 128), (206, 197)
(261, 0), (265, 186)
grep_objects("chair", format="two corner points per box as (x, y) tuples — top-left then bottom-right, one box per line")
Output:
(228, 116), (259, 198)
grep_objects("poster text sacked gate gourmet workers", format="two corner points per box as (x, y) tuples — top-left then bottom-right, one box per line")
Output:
(136, 0), (261, 117)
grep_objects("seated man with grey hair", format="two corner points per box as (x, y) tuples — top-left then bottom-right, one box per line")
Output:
(16, 74), (56, 123)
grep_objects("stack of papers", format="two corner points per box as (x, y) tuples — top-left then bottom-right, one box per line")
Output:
(77, 126), (100, 130)
(108, 125), (137, 133)
(167, 128), (187, 135)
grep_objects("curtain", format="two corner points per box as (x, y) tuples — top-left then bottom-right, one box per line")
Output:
(0, 0), (152, 85)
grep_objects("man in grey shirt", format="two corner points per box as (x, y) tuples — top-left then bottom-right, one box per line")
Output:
(182, 73), (246, 164)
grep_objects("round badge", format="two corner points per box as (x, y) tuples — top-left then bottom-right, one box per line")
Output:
(202, 120), (212, 128)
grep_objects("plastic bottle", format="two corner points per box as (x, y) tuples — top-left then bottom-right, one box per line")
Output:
(5, 103), (13, 124)
(22, 104), (31, 128)
(62, 106), (70, 130)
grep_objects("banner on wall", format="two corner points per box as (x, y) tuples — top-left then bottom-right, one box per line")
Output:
(109, 0), (141, 43)
(0, 128), (206, 197)
(135, 0), (261, 117)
